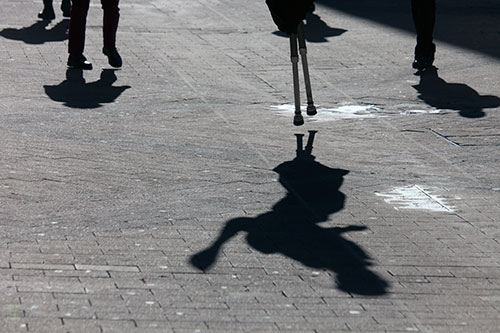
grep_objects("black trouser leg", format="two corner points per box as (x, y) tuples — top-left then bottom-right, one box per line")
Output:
(411, 0), (436, 51)
(43, 0), (54, 10)
(61, 0), (71, 15)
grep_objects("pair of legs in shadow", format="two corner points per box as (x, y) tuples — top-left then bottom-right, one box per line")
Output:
(38, 0), (71, 20)
(0, 19), (69, 45)
(44, 68), (130, 108)
(191, 132), (389, 296)
(414, 67), (500, 118)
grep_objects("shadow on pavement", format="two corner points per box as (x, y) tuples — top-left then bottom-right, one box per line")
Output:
(44, 68), (131, 109)
(273, 12), (347, 42)
(305, 12), (347, 42)
(315, 0), (500, 59)
(190, 131), (389, 296)
(0, 19), (69, 44)
(413, 67), (500, 118)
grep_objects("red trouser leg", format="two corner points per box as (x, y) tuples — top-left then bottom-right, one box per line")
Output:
(102, 0), (120, 49)
(68, 0), (90, 54)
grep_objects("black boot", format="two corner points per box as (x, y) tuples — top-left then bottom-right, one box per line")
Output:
(38, 0), (55, 20)
(103, 47), (122, 68)
(61, 0), (71, 18)
(413, 43), (435, 71)
(67, 54), (93, 70)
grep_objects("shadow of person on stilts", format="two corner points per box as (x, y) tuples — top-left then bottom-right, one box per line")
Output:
(190, 131), (389, 296)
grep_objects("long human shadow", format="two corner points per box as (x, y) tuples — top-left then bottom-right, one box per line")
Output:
(0, 19), (69, 44)
(190, 131), (389, 296)
(413, 67), (500, 118)
(314, 0), (500, 59)
(44, 68), (131, 109)
(272, 12), (347, 43)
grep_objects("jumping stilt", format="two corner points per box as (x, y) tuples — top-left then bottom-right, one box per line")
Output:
(290, 32), (304, 126)
(266, 0), (317, 125)
(297, 23), (317, 116)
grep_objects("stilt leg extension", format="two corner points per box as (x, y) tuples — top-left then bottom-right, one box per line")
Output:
(297, 23), (317, 116)
(290, 32), (304, 126)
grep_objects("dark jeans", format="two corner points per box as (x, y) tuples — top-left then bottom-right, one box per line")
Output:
(411, 0), (435, 51)
(43, 0), (71, 7)
(68, 0), (120, 54)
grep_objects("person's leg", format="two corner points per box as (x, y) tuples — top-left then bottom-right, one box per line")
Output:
(102, 0), (120, 49)
(68, 0), (92, 69)
(412, 0), (435, 49)
(411, 0), (436, 70)
(38, 0), (55, 20)
(101, 0), (122, 67)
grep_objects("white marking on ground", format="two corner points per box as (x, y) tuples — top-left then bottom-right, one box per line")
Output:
(271, 104), (442, 120)
(270, 104), (382, 121)
(375, 185), (455, 213)
(400, 109), (441, 115)
(396, 103), (442, 115)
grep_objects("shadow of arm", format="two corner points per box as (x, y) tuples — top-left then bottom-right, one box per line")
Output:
(189, 217), (251, 271)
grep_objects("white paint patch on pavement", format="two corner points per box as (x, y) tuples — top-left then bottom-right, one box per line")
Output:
(375, 185), (455, 213)
(400, 109), (441, 115)
(271, 104), (442, 120)
(270, 104), (382, 121)
(396, 103), (442, 115)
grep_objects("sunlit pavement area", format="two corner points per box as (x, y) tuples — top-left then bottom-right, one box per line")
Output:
(1, 0), (500, 332)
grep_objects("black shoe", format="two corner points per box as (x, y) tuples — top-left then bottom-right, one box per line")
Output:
(103, 47), (122, 68)
(67, 54), (93, 70)
(412, 43), (435, 71)
(61, 1), (71, 18)
(38, 8), (55, 20)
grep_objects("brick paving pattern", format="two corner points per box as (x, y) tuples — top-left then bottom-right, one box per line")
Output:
(1, 0), (500, 332)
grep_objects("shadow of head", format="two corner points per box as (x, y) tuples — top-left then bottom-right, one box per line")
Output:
(0, 19), (69, 44)
(273, 131), (349, 221)
(414, 67), (500, 118)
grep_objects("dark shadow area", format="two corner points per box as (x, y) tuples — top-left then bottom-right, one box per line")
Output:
(0, 19), (69, 44)
(44, 68), (131, 109)
(413, 67), (500, 118)
(190, 131), (389, 296)
(315, 0), (500, 59)
(273, 12), (347, 42)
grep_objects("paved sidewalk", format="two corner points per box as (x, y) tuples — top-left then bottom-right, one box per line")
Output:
(1, 0), (500, 332)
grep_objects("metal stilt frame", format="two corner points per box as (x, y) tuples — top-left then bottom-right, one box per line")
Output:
(290, 32), (303, 126)
(290, 22), (317, 126)
(298, 23), (317, 116)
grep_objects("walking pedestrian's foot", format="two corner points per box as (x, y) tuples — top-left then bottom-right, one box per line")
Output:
(61, 0), (71, 18)
(412, 55), (434, 71)
(67, 54), (93, 70)
(103, 47), (122, 68)
(38, 8), (55, 20)
(413, 43), (435, 71)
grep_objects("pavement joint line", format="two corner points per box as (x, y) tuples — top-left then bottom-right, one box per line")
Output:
(428, 128), (461, 147)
